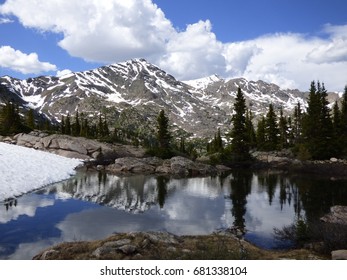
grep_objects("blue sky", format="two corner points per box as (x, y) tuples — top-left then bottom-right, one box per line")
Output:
(0, 0), (346, 91)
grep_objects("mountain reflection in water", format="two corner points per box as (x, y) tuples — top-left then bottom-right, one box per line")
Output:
(1, 169), (347, 259)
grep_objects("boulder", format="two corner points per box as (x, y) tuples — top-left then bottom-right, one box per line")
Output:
(10, 132), (146, 162)
(320, 205), (347, 225)
(331, 250), (347, 260)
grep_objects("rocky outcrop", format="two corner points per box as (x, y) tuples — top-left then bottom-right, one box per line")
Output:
(33, 231), (324, 260)
(320, 206), (347, 225)
(106, 156), (231, 176)
(4, 131), (145, 161)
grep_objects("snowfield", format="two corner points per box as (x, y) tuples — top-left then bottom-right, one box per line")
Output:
(0, 143), (82, 201)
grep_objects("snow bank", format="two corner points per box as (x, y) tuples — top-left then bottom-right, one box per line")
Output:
(0, 143), (82, 201)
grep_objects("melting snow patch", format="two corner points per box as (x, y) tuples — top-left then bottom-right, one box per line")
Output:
(0, 143), (82, 201)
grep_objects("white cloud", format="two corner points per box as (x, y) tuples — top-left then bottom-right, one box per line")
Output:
(56, 69), (72, 77)
(158, 20), (226, 80)
(0, 17), (13, 24)
(0, 46), (57, 74)
(1, 0), (346, 91)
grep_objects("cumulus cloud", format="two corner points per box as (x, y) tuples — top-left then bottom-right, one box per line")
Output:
(0, 46), (57, 74)
(158, 20), (226, 80)
(1, 0), (346, 91)
(0, 0), (175, 63)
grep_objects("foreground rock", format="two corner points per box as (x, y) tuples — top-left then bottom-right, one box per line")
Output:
(33, 231), (324, 260)
(106, 156), (231, 176)
(4, 131), (145, 162)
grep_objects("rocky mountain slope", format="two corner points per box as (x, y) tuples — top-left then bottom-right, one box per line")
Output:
(0, 59), (341, 138)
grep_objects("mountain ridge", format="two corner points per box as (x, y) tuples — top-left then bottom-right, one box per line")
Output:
(0, 58), (341, 138)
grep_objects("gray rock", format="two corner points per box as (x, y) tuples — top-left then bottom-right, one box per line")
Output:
(118, 245), (137, 255)
(320, 205), (347, 225)
(332, 250), (347, 260)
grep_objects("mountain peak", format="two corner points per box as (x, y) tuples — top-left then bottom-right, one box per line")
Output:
(183, 74), (224, 90)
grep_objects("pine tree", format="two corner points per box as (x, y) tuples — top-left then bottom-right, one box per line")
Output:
(156, 110), (172, 158)
(73, 110), (81, 136)
(292, 102), (303, 144)
(26, 109), (35, 130)
(0, 103), (24, 135)
(61, 115), (65, 134)
(65, 113), (71, 135)
(230, 87), (249, 160)
(264, 104), (279, 151)
(340, 85), (347, 155)
(302, 81), (334, 159)
(278, 107), (289, 149)
(245, 109), (257, 149)
(256, 116), (266, 150)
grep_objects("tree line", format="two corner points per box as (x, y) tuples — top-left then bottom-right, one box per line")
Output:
(225, 81), (347, 161)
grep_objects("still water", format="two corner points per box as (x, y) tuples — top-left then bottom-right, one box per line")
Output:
(1, 169), (347, 259)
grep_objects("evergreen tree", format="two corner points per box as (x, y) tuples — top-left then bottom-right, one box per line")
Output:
(61, 115), (65, 134)
(278, 107), (289, 149)
(73, 110), (81, 136)
(65, 113), (71, 135)
(256, 116), (266, 150)
(264, 103), (279, 151)
(156, 110), (172, 158)
(245, 109), (257, 149)
(230, 87), (250, 160)
(292, 102), (303, 144)
(302, 81), (334, 159)
(340, 85), (347, 155)
(0, 103), (24, 135)
(26, 109), (35, 130)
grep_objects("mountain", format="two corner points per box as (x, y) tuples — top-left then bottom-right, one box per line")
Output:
(0, 58), (341, 138)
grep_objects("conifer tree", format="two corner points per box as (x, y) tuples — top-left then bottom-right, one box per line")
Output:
(264, 103), (279, 151)
(156, 110), (172, 158)
(73, 110), (81, 136)
(292, 102), (303, 144)
(256, 116), (266, 150)
(26, 108), (35, 130)
(65, 113), (71, 135)
(278, 107), (289, 149)
(230, 87), (249, 160)
(60, 115), (65, 134)
(245, 109), (257, 149)
(302, 81), (334, 159)
(341, 85), (347, 154)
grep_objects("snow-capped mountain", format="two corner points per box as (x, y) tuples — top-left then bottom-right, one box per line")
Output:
(0, 58), (341, 138)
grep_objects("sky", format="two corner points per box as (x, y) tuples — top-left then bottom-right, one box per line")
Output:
(0, 0), (346, 91)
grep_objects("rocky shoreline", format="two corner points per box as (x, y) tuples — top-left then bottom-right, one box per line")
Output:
(2, 132), (347, 178)
(32, 230), (324, 260)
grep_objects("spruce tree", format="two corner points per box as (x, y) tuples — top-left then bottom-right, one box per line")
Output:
(302, 81), (334, 159)
(65, 113), (71, 135)
(245, 109), (257, 149)
(156, 110), (172, 158)
(256, 116), (266, 151)
(26, 109), (35, 130)
(230, 87), (249, 160)
(264, 103), (279, 151)
(60, 115), (65, 134)
(341, 85), (347, 155)
(278, 107), (288, 149)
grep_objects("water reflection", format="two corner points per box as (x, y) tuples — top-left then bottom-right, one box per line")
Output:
(1, 169), (347, 259)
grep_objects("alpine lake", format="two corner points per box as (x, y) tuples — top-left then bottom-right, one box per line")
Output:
(1, 168), (347, 259)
